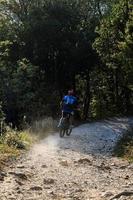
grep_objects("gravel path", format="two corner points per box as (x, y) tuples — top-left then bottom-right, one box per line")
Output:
(0, 117), (133, 200)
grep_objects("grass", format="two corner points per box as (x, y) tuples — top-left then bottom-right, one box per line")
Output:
(0, 127), (36, 169)
(114, 128), (133, 162)
(0, 117), (56, 169)
(30, 117), (58, 138)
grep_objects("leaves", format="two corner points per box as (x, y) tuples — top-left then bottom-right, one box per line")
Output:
(0, 0), (132, 124)
(93, 0), (133, 115)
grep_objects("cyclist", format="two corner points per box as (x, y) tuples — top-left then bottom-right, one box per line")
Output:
(58, 89), (78, 128)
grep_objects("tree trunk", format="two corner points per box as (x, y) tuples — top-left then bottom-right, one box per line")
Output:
(83, 72), (90, 120)
(114, 68), (119, 106)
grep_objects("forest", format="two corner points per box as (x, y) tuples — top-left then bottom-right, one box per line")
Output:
(0, 0), (133, 128)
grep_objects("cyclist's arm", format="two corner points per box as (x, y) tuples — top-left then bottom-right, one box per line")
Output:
(60, 96), (66, 109)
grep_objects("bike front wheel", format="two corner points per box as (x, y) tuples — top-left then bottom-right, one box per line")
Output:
(59, 128), (65, 137)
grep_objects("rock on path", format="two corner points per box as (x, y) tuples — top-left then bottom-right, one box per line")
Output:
(0, 117), (133, 200)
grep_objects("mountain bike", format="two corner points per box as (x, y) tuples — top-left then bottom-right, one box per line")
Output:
(59, 113), (72, 138)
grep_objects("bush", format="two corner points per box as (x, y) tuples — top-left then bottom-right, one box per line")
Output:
(3, 126), (33, 149)
(114, 128), (133, 162)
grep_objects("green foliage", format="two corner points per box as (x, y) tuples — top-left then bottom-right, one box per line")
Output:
(0, 0), (132, 123)
(0, 0), (96, 122)
(93, 0), (133, 116)
(119, 3), (133, 89)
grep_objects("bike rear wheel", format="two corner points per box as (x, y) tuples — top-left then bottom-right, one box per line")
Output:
(66, 128), (72, 136)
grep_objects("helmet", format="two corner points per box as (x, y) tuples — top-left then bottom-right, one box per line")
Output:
(68, 89), (74, 95)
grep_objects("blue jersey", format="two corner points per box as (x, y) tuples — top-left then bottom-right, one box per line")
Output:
(62, 95), (77, 113)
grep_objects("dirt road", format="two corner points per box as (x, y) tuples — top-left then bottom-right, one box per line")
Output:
(0, 118), (133, 200)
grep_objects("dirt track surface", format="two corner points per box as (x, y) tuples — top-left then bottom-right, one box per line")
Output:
(0, 118), (133, 200)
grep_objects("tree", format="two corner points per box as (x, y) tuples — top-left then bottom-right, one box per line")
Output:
(1, 0), (132, 125)
(93, 0), (133, 115)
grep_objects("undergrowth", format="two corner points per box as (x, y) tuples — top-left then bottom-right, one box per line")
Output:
(0, 126), (36, 168)
(114, 128), (133, 162)
(0, 117), (56, 166)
